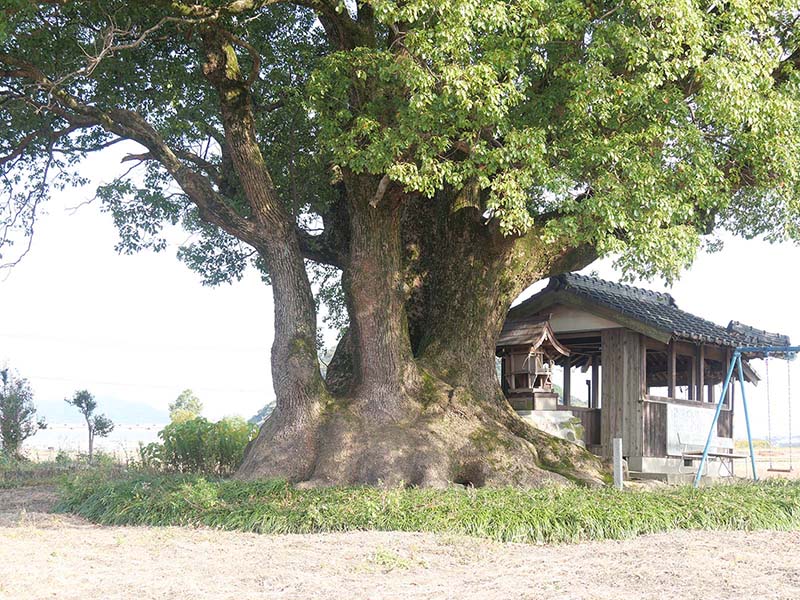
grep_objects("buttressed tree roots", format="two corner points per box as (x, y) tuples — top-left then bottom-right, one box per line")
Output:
(3, 1), (799, 486)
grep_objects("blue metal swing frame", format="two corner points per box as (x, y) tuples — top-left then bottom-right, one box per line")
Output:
(693, 345), (800, 488)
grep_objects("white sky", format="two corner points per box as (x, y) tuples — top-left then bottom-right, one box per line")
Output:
(1, 148), (799, 440)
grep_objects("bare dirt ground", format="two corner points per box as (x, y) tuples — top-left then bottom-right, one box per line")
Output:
(2, 485), (800, 600)
(733, 448), (800, 479)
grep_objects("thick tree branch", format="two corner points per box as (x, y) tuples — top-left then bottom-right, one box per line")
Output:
(1, 52), (266, 247)
(0, 122), (81, 167)
(200, 25), (302, 238)
(296, 227), (343, 267)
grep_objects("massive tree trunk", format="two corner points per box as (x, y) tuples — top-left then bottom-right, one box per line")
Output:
(239, 186), (607, 488)
(341, 174), (420, 419)
(195, 22), (607, 490)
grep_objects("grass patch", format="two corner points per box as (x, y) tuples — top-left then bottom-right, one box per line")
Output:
(0, 452), (126, 488)
(55, 474), (800, 544)
(1, 462), (79, 488)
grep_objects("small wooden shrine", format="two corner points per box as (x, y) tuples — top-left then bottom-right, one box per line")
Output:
(496, 316), (571, 411)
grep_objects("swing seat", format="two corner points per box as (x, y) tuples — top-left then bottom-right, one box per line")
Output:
(766, 467), (793, 473)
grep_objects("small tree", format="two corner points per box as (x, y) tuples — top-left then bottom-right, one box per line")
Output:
(65, 390), (114, 461)
(0, 367), (46, 459)
(169, 389), (203, 423)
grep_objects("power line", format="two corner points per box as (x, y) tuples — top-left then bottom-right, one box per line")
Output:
(0, 331), (271, 354)
(21, 373), (271, 396)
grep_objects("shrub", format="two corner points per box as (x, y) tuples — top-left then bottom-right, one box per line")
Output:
(55, 450), (72, 465)
(140, 417), (257, 476)
(168, 389), (203, 423)
(0, 367), (46, 458)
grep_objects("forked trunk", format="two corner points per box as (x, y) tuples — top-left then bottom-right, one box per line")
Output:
(239, 188), (606, 487)
(237, 239), (327, 481)
(200, 29), (329, 481)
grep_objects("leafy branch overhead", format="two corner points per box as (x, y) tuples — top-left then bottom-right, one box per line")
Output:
(1, 1), (797, 282)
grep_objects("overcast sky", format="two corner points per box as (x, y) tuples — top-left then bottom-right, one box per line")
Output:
(1, 148), (799, 440)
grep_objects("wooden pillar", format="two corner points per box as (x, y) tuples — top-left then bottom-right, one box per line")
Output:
(591, 356), (599, 409)
(600, 329), (643, 458)
(696, 345), (705, 403)
(500, 354), (508, 395)
(667, 341), (676, 399)
(641, 344), (648, 397)
(563, 358), (571, 407)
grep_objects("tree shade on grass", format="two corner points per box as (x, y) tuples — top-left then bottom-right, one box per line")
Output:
(3, 2), (800, 486)
(57, 474), (800, 545)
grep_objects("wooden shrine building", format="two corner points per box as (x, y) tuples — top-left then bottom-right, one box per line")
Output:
(498, 273), (791, 480)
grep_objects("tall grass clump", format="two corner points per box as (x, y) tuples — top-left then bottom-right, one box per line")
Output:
(56, 474), (800, 544)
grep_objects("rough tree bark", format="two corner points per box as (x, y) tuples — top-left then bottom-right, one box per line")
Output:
(245, 188), (608, 488)
(198, 28), (328, 482)
(341, 173), (421, 419)
(1, 11), (609, 489)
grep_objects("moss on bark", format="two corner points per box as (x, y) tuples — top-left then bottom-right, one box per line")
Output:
(238, 366), (609, 488)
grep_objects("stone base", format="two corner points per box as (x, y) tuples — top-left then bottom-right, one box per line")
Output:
(516, 410), (585, 447)
(507, 392), (559, 411)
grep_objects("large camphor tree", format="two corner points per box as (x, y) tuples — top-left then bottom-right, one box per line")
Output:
(2, 1), (799, 487)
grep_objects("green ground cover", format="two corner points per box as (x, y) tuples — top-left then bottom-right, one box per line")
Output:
(56, 474), (800, 544)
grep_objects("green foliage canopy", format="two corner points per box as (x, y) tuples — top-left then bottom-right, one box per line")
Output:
(1, 0), (799, 285)
(309, 0), (800, 278)
(169, 389), (204, 423)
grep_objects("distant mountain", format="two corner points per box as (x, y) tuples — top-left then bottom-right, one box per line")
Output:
(36, 397), (169, 425)
(249, 402), (275, 425)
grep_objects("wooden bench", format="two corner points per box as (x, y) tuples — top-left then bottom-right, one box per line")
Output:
(677, 434), (748, 477)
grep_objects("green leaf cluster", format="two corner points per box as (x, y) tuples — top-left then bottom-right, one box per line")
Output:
(140, 416), (258, 476)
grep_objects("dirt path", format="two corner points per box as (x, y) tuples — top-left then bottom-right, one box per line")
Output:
(2, 486), (799, 600)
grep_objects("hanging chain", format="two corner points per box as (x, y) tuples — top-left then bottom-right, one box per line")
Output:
(788, 357), (793, 471)
(766, 355), (773, 471)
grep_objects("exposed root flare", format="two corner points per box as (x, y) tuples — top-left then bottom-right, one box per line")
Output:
(237, 406), (322, 483)
(237, 375), (609, 488)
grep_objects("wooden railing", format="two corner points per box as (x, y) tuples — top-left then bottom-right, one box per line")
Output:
(642, 397), (734, 458)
